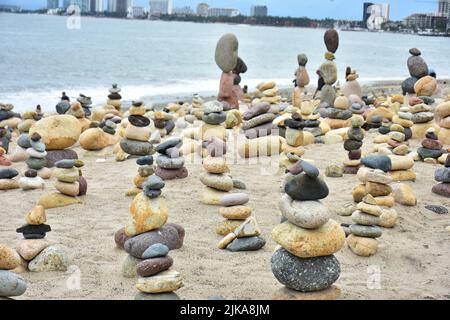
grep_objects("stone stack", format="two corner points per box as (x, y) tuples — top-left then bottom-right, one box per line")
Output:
(232, 57), (248, 104)
(101, 119), (117, 136)
(199, 101), (227, 145)
(66, 101), (91, 132)
(18, 169), (45, 191)
(218, 214), (265, 252)
(25, 133), (49, 180)
(435, 101), (450, 145)
(324, 95), (353, 130)
(15, 205), (69, 272)
(155, 138), (188, 181)
(292, 53), (310, 108)
(38, 159), (86, 209)
(107, 83), (122, 111)
(115, 175), (184, 299)
(255, 81), (282, 105)
(418, 128), (445, 163)
(347, 194), (383, 257)
(401, 48), (435, 96)
(280, 113), (306, 169)
(126, 156), (154, 197)
(120, 101), (154, 158)
(0, 103), (21, 130)
(386, 130), (416, 181)
(152, 109), (176, 138)
(200, 155), (234, 204)
(392, 106), (413, 141)
(55, 92), (71, 115)
(410, 102), (436, 139)
(77, 94), (93, 118)
(190, 94), (204, 121)
(19, 105), (43, 134)
(0, 244), (27, 299)
(319, 30), (339, 110)
(342, 69), (362, 100)
(432, 154), (450, 198)
(343, 115), (365, 174)
(215, 33), (240, 109)
(242, 102), (276, 139)
(0, 168), (19, 190)
(271, 161), (345, 300)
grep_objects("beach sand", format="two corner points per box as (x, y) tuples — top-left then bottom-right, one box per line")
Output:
(1, 80), (450, 300)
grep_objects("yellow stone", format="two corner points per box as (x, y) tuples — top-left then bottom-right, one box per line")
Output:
(271, 220), (345, 258)
(273, 286), (341, 301)
(25, 206), (46, 225)
(0, 244), (21, 270)
(219, 206), (252, 220)
(216, 220), (243, 236)
(218, 233), (237, 249)
(38, 193), (81, 209)
(389, 170), (416, 182)
(136, 270), (183, 293)
(347, 234), (378, 257)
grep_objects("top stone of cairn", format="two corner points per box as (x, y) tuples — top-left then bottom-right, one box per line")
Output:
(324, 29), (339, 54)
(215, 33), (239, 73)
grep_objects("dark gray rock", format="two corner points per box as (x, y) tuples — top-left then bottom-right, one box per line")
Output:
(226, 236), (266, 252)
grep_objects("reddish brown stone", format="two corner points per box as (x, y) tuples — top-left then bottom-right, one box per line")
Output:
(136, 256), (173, 277)
(218, 72), (239, 109)
(421, 138), (443, 150)
(155, 166), (188, 180)
(114, 228), (131, 250)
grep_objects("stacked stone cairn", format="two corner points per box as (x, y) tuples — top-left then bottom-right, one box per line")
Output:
(391, 105), (413, 141)
(215, 33), (240, 109)
(410, 101), (436, 140)
(55, 92), (71, 115)
(107, 83), (122, 111)
(254, 81), (282, 105)
(189, 94), (204, 121)
(0, 103), (21, 130)
(319, 29), (340, 120)
(155, 138), (188, 181)
(0, 244), (27, 299)
(435, 101), (450, 145)
(199, 101), (227, 150)
(402, 48), (437, 97)
(115, 175), (185, 299)
(120, 101), (153, 158)
(242, 102), (276, 139)
(280, 113), (306, 169)
(271, 161), (345, 300)
(347, 194), (383, 257)
(25, 133), (48, 179)
(0, 167), (19, 190)
(152, 108), (175, 138)
(432, 154), (450, 198)
(343, 115), (365, 174)
(126, 156), (154, 197)
(418, 128), (445, 163)
(15, 205), (69, 272)
(19, 105), (43, 133)
(342, 68), (362, 102)
(232, 56), (248, 104)
(292, 53), (310, 109)
(325, 95), (354, 130)
(385, 128), (416, 182)
(77, 94), (93, 118)
(38, 159), (86, 209)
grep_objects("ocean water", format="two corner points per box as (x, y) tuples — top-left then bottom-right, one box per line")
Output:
(1, 12), (449, 112)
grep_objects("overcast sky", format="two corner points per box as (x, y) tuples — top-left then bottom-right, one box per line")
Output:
(1, 0), (440, 20)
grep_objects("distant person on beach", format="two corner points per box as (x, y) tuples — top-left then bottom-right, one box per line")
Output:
(61, 92), (70, 101)
(346, 66), (351, 81)
(313, 69), (325, 99)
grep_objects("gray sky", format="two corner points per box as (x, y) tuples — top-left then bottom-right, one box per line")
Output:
(1, 0), (440, 20)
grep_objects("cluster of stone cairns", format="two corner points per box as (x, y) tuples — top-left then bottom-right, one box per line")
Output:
(432, 154), (450, 197)
(151, 108), (176, 139)
(323, 95), (354, 130)
(418, 128), (445, 164)
(188, 94), (204, 121)
(292, 53), (310, 109)
(38, 159), (86, 209)
(76, 94), (93, 118)
(435, 101), (450, 145)
(0, 167), (19, 190)
(154, 138), (187, 181)
(401, 48), (437, 97)
(91, 84), (123, 122)
(318, 29), (339, 114)
(272, 161), (345, 300)
(347, 194), (383, 257)
(25, 133), (48, 175)
(242, 101), (276, 139)
(79, 113), (121, 151)
(343, 115), (365, 174)
(18, 105), (43, 134)
(253, 81), (283, 105)
(15, 205), (69, 272)
(115, 175), (185, 299)
(126, 156), (154, 197)
(0, 244), (27, 299)
(119, 101), (154, 159)
(197, 101), (228, 151)
(0, 103), (21, 130)
(215, 33), (244, 109)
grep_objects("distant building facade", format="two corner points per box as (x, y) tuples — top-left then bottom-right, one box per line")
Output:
(438, 0), (450, 17)
(149, 0), (172, 15)
(47, 0), (59, 9)
(250, 5), (268, 17)
(365, 3), (390, 30)
(196, 3), (209, 17)
(172, 6), (194, 15)
(132, 6), (146, 17)
(90, 0), (104, 12)
(363, 2), (374, 24)
(404, 13), (448, 31)
(207, 8), (240, 17)
(64, 0), (90, 12)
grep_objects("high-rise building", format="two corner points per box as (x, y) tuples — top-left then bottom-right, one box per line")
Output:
(173, 6), (194, 15)
(107, 0), (116, 12)
(149, 0), (173, 15)
(64, 0), (90, 12)
(250, 5), (268, 17)
(363, 2), (374, 22)
(47, 0), (59, 9)
(132, 6), (145, 17)
(90, 0), (104, 12)
(196, 3), (209, 17)
(364, 3), (390, 30)
(404, 13), (448, 30)
(207, 8), (240, 17)
(438, 0), (450, 17)
(117, 0), (132, 15)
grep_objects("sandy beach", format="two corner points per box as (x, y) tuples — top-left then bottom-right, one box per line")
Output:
(1, 79), (449, 300)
